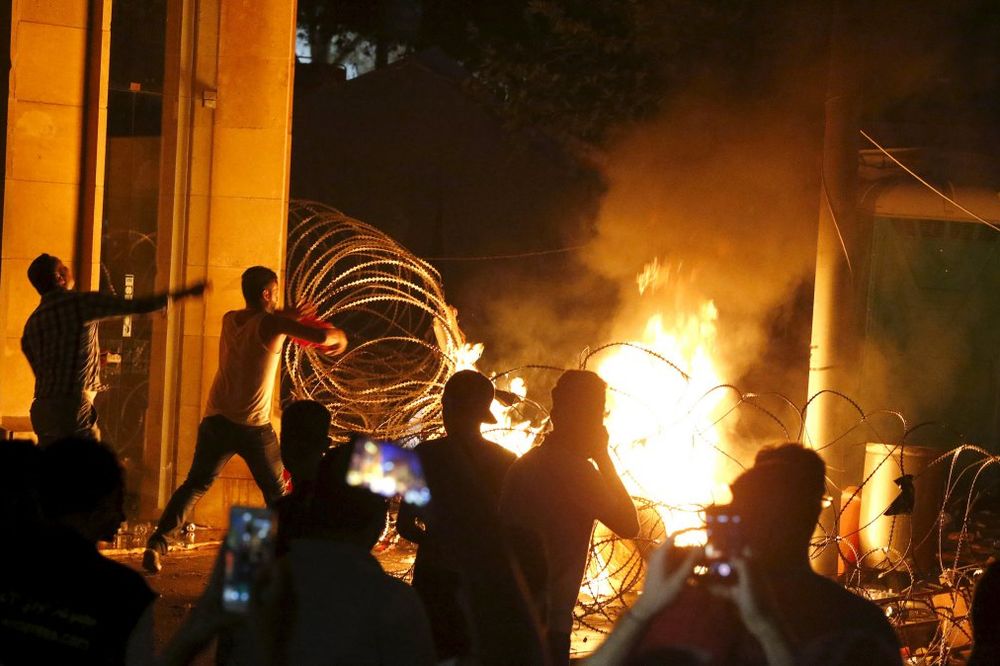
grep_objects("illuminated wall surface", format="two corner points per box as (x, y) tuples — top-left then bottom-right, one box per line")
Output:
(2, 2), (95, 422)
(860, 216), (1000, 448)
(1, 0), (297, 527)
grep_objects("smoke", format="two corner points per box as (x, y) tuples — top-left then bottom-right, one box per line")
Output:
(460, 250), (618, 373)
(582, 93), (823, 394)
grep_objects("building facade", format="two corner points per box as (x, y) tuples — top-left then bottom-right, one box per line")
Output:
(1, 0), (297, 526)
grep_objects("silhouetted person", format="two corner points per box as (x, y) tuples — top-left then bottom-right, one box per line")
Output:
(396, 370), (517, 661)
(0, 438), (156, 665)
(275, 399), (332, 555)
(280, 399), (332, 487)
(970, 560), (1000, 665)
(203, 445), (436, 666)
(144, 266), (347, 573)
(21, 253), (205, 446)
(0, 439), (44, 535)
(501, 369), (640, 665)
(592, 444), (902, 666)
(284, 446), (435, 664)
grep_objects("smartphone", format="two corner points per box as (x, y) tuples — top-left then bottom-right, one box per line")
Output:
(345, 436), (431, 506)
(221, 506), (277, 613)
(702, 504), (743, 583)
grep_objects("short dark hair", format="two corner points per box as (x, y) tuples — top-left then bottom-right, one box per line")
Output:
(752, 443), (826, 501)
(41, 438), (124, 518)
(731, 443), (826, 549)
(550, 369), (606, 428)
(281, 400), (331, 470)
(27, 254), (60, 295)
(306, 444), (387, 538)
(241, 266), (278, 305)
(552, 370), (607, 408)
(0, 439), (44, 530)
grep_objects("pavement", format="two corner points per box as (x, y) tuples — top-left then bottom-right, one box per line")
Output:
(114, 546), (219, 665)
(109, 540), (612, 662)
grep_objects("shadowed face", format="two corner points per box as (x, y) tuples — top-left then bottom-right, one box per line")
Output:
(261, 279), (279, 312)
(729, 466), (822, 566)
(48, 258), (75, 291)
(93, 486), (126, 543)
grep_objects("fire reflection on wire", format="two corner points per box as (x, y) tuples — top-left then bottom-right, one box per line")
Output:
(283, 201), (985, 661)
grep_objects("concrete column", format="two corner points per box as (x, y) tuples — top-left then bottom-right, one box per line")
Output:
(805, 0), (865, 573)
(0, 0), (109, 420)
(145, 0), (296, 525)
(76, 0), (111, 291)
(0, 1), (11, 232)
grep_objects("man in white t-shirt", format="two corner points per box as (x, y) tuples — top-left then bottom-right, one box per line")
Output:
(144, 266), (346, 573)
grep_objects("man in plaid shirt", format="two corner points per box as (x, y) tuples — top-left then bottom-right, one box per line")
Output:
(21, 253), (205, 446)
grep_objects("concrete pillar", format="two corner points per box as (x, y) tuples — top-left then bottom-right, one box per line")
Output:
(1, 1), (11, 230)
(805, 0), (865, 573)
(76, 0), (111, 292)
(0, 0), (109, 421)
(144, 0), (296, 525)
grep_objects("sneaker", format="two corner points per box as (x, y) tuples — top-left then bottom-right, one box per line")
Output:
(142, 548), (162, 574)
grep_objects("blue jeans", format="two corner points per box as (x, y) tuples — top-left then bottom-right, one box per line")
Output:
(148, 414), (285, 551)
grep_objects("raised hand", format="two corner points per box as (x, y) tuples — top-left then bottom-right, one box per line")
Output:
(709, 551), (795, 666)
(631, 537), (699, 621)
(320, 328), (348, 355)
(281, 301), (319, 320)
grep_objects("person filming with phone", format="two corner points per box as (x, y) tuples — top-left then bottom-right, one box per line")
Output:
(588, 444), (902, 666)
(161, 443), (435, 666)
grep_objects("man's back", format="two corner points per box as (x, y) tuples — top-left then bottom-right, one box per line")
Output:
(629, 569), (902, 666)
(406, 434), (514, 565)
(0, 527), (155, 665)
(501, 444), (606, 556)
(500, 444), (608, 633)
(284, 539), (435, 665)
(418, 435), (515, 505)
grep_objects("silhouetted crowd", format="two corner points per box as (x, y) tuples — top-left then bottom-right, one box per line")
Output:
(10, 395), (1000, 665)
(3, 260), (998, 665)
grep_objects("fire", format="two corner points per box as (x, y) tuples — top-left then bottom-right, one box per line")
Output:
(595, 301), (731, 545)
(484, 377), (540, 456)
(451, 260), (731, 544)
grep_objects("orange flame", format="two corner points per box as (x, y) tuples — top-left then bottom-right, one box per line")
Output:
(452, 258), (731, 550)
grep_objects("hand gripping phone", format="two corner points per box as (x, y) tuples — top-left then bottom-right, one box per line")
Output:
(221, 506), (277, 613)
(701, 504), (743, 583)
(345, 435), (431, 507)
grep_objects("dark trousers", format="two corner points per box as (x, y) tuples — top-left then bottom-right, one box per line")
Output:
(30, 395), (100, 447)
(411, 564), (470, 660)
(148, 414), (285, 551)
(547, 629), (571, 666)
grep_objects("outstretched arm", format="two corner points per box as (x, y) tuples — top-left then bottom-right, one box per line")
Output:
(260, 311), (348, 353)
(80, 281), (207, 321)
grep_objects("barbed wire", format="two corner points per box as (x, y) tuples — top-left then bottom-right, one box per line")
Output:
(285, 201), (465, 442)
(284, 200), (988, 663)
